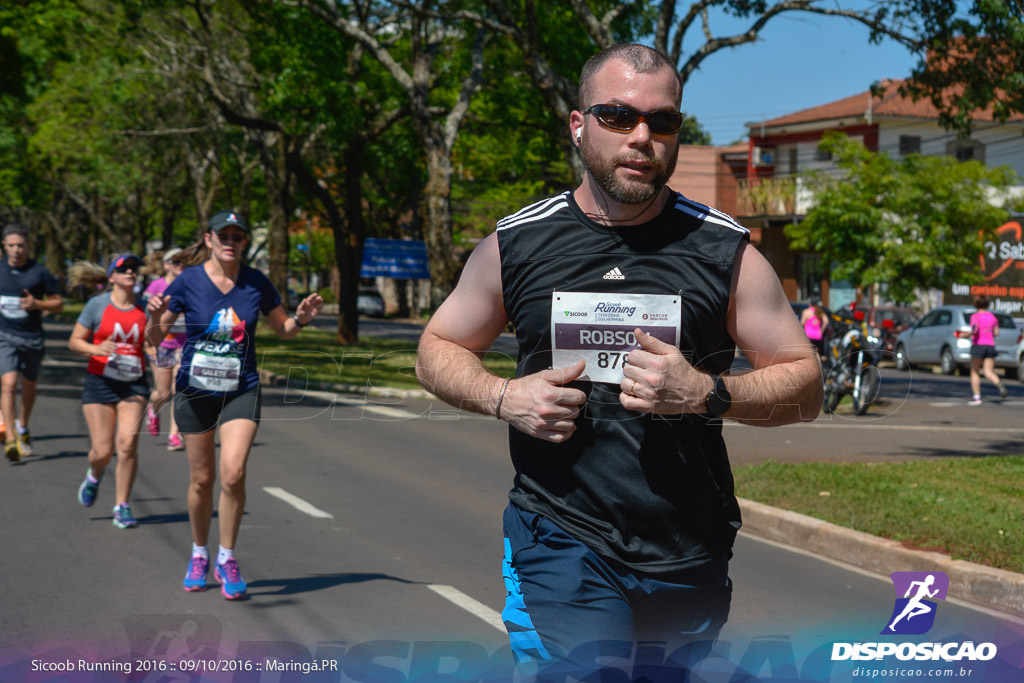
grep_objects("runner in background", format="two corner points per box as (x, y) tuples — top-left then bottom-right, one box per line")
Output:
(799, 297), (829, 358)
(67, 255), (149, 529)
(0, 223), (63, 462)
(144, 248), (186, 450)
(968, 296), (1008, 405)
(146, 209), (323, 600)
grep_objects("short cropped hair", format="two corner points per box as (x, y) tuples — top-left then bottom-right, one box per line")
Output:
(578, 44), (681, 110)
(3, 223), (28, 240)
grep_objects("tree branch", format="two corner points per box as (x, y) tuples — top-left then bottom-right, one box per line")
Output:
(297, 0), (415, 93)
(443, 28), (486, 150)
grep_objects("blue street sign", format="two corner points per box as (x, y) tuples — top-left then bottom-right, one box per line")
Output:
(359, 238), (431, 279)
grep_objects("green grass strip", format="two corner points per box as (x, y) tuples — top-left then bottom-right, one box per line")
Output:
(255, 325), (517, 391)
(734, 457), (1024, 574)
(52, 304), (516, 391)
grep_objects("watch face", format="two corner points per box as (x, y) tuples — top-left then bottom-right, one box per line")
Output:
(706, 376), (731, 417)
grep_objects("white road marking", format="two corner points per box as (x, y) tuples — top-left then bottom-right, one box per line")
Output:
(929, 400), (1024, 408)
(262, 486), (334, 519)
(726, 422), (1023, 433)
(264, 387), (494, 420)
(283, 388), (424, 420)
(427, 584), (505, 632)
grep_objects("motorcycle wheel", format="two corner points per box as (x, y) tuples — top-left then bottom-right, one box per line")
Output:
(852, 365), (882, 415)
(823, 367), (843, 413)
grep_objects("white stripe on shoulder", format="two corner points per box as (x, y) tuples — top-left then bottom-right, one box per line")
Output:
(674, 195), (748, 234)
(676, 193), (747, 231)
(496, 197), (570, 231)
(496, 192), (570, 229)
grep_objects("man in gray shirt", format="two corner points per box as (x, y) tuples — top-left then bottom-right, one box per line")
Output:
(0, 223), (63, 461)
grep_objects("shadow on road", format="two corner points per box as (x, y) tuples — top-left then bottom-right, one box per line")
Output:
(247, 572), (417, 597)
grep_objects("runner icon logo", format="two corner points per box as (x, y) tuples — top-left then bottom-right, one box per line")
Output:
(882, 571), (949, 635)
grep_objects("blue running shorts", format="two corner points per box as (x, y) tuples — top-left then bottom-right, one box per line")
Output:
(502, 502), (732, 680)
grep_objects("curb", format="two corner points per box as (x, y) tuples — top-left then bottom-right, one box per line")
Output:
(739, 497), (1024, 618)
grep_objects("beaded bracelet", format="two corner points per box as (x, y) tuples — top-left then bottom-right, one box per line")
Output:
(495, 377), (512, 420)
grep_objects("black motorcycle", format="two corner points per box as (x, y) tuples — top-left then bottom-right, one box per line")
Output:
(822, 310), (888, 415)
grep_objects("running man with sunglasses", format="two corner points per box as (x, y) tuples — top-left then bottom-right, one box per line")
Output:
(0, 223), (63, 462)
(417, 44), (822, 676)
(146, 210), (322, 600)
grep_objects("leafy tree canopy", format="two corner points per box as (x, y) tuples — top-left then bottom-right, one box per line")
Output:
(785, 131), (1018, 303)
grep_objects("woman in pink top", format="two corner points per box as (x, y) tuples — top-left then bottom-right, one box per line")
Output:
(800, 297), (829, 357)
(143, 248), (187, 447)
(968, 296), (1007, 405)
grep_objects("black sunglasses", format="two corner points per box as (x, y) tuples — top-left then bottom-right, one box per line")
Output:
(114, 263), (139, 273)
(214, 229), (248, 244)
(583, 104), (684, 136)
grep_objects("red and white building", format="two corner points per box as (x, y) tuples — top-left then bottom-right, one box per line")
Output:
(671, 79), (1024, 306)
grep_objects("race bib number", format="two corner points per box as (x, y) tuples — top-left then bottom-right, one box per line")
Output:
(551, 291), (681, 383)
(103, 347), (143, 382)
(189, 348), (241, 392)
(0, 295), (26, 320)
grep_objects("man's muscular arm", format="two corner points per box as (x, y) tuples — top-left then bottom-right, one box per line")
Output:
(619, 241), (822, 426)
(416, 233), (587, 443)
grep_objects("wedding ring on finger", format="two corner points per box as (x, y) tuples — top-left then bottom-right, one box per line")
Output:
(628, 378), (638, 397)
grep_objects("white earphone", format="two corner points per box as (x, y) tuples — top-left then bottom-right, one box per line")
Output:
(575, 129), (582, 142)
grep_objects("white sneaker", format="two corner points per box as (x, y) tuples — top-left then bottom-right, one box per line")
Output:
(968, 398), (983, 406)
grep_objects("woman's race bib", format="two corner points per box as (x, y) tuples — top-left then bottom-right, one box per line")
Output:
(189, 341), (241, 392)
(103, 345), (144, 382)
(0, 295), (27, 320)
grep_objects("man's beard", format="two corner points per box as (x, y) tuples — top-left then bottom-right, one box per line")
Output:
(580, 136), (678, 205)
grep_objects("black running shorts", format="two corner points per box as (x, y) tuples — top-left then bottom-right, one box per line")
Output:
(173, 385), (261, 434)
(81, 372), (149, 405)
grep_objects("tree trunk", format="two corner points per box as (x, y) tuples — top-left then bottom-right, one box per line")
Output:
(162, 205), (177, 249)
(422, 145), (459, 309)
(287, 140), (360, 345)
(265, 138), (291, 312)
(337, 138), (370, 345)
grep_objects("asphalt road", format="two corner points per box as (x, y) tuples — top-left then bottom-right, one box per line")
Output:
(1, 319), (1022, 681)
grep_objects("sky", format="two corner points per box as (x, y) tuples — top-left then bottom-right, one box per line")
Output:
(673, 8), (921, 146)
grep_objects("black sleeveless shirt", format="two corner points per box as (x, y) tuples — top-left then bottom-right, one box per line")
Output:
(497, 190), (749, 573)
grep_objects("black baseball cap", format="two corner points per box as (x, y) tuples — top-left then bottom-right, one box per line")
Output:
(208, 210), (250, 234)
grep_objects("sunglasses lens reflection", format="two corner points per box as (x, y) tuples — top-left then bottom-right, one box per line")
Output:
(592, 105), (683, 135)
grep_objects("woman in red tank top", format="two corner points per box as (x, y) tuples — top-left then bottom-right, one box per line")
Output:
(67, 254), (150, 529)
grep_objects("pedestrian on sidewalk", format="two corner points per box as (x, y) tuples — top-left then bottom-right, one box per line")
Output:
(416, 43), (823, 678)
(146, 209), (323, 600)
(0, 223), (63, 462)
(800, 297), (829, 358)
(67, 255), (149, 529)
(143, 248), (186, 450)
(968, 296), (1007, 406)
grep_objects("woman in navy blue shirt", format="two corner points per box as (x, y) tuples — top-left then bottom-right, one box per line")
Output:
(146, 210), (323, 600)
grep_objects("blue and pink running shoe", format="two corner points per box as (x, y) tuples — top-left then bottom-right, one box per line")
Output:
(214, 558), (247, 600)
(183, 555), (209, 592)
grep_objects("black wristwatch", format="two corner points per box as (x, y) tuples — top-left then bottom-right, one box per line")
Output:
(704, 374), (731, 418)
(293, 315), (308, 328)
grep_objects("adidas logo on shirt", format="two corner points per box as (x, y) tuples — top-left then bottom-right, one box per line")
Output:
(603, 267), (625, 280)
